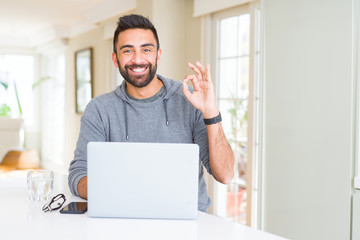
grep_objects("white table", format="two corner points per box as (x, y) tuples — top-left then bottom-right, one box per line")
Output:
(0, 171), (286, 240)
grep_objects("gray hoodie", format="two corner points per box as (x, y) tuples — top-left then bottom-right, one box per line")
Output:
(68, 75), (212, 212)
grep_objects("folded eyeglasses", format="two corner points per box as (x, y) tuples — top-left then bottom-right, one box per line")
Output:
(42, 193), (66, 212)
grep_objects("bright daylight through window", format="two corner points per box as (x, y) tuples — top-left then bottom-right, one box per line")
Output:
(0, 55), (35, 124)
(215, 9), (256, 225)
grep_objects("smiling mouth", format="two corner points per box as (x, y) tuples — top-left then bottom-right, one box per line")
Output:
(129, 66), (148, 74)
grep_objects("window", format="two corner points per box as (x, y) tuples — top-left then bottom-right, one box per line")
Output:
(0, 54), (35, 124)
(212, 2), (261, 226)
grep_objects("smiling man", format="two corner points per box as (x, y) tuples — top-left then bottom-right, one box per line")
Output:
(114, 27), (162, 97)
(68, 14), (234, 212)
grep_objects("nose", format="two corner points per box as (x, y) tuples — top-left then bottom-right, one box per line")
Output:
(131, 50), (144, 64)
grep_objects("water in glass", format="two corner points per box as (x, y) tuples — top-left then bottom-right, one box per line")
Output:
(27, 170), (54, 202)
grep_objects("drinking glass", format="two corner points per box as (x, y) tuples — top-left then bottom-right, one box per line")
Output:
(27, 170), (54, 202)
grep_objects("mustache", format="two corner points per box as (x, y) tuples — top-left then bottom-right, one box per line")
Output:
(125, 63), (151, 69)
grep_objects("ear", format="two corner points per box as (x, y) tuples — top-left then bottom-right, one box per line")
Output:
(156, 48), (162, 65)
(112, 52), (119, 68)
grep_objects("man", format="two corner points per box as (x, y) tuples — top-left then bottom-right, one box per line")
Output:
(68, 14), (234, 212)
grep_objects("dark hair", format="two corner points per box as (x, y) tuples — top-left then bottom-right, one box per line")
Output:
(113, 14), (160, 54)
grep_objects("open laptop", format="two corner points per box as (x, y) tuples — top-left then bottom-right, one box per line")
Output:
(87, 142), (199, 219)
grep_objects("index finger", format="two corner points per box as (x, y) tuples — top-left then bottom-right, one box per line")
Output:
(187, 62), (203, 81)
(195, 61), (207, 77)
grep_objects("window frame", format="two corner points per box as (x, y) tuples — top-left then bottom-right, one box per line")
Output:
(354, 0), (360, 189)
(211, 1), (261, 226)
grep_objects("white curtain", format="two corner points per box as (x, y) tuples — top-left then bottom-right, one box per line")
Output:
(40, 52), (66, 170)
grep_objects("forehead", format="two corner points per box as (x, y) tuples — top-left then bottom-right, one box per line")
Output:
(117, 28), (156, 48)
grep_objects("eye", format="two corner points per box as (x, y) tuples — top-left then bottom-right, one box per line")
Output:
(143, 48), (151, 53)
(123, 49), (132, 54)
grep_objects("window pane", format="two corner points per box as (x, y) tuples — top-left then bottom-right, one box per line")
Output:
(219, 58), (237, 98)
(0, 55), (34, 124)
(219, 99), (233, 139)
(220, 97), (248, 141)
(219, 16), (238, 58)
(238, 14), (250, 56)
(235, 98), (248, 141)
(215, 8), (253, 225)
(227, 183), (246, 224)
(238, 57), (249, 99)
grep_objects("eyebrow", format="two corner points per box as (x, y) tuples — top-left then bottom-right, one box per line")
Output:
(119, 43), (155, 50)
(141, 43), (155, 48)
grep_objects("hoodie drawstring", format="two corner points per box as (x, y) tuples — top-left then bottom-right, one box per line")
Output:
(124, 102), (129, 140)
(163, 99), (169, 126)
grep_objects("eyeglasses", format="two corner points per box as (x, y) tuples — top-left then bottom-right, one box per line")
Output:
(42, 193), (66, 212)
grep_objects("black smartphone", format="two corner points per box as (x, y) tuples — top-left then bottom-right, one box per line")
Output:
(60, 202), (87, 214)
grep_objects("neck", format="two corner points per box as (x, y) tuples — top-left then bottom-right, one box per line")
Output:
(126, 75), (163, 99)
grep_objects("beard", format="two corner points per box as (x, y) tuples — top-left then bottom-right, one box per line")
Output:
(117, 56), (157, 88)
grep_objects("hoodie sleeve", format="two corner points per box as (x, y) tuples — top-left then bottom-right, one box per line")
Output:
(193, 109), (213, 176)
(68, 98), (108, 196)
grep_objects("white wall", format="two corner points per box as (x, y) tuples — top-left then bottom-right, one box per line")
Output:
(353, 190), (360, 239)
(262, 0), (353, 239)
(64, 22), (119, 167)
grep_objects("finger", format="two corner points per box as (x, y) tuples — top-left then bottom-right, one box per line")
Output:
(195, 61), (211, 82)
(195, 62), (212, 83)
(184, 74), (199, 84)
(206, 64), (212, 82)
(187, 62), (202, 81)
(206, 63), (210, 73)
(195, 61), (209, 81)
(184, 74), (201, 91)
(195, 61), (206, 76)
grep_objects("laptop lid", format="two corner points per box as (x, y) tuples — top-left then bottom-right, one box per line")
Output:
(87, 142), (199, 219)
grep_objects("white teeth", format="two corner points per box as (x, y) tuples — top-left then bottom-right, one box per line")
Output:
(132, 68), (146, 72)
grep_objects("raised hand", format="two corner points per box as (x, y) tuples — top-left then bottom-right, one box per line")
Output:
(182, 61), (219, 118)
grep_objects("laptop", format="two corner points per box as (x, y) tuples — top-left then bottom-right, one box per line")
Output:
(87, 142), (199, 219)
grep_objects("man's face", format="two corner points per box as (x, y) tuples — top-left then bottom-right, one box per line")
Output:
(112, 29), (161, 88)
